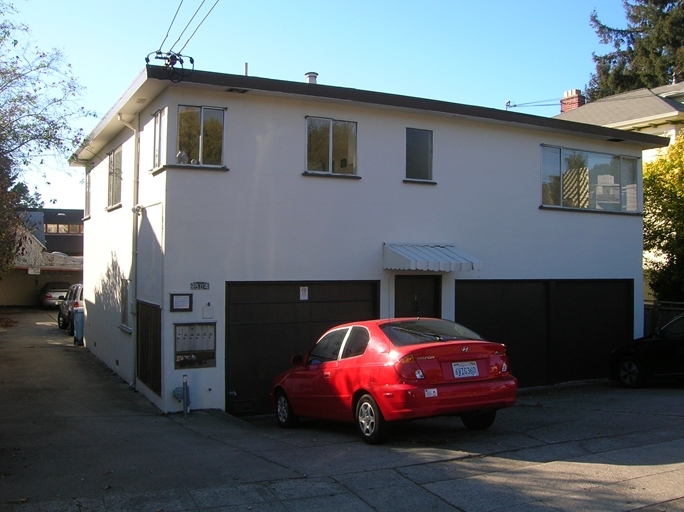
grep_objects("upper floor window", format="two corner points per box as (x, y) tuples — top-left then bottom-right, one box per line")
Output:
(85, 169), (91, 217)
(306, 116), (357, 175)
(541, 145), (639, 213)
(177, 106), (224, 166)
(45, 223), (84, 234)
(153, 108), (166, 168)
(406, 128), (433, 180)
(108, 146), (122, 207)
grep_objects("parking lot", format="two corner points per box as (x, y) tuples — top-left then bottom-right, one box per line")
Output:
(1, 308), (684, 511)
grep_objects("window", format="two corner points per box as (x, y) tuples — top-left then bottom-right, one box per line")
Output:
(341, 327), (370, 359)
(308, 328), (348, 363)
(306, 117), (357, 175)
(153, 108), (166, 168)
(406, 128), (433, 180)
(177, 106), (224, 166)
(45, 224), (58, 233)
(84, 169), (91, 217)
(120, 278), (129, 328)
(541, 145), (639, 212)
(108, 146), (122, 207)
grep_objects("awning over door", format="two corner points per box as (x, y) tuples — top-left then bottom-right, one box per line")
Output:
(383, 243), (482, 272)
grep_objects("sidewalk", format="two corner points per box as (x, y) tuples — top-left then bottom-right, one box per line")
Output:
(1, 308), (684, 511)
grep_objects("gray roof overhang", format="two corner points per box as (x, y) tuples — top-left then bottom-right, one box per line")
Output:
(71, 66), (670, 164)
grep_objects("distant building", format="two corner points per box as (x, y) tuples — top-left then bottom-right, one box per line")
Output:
(22, 208), (84, 257)
(0, 209), (84, 306)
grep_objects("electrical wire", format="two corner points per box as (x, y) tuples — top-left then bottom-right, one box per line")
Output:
(177, 0), (220, 55)
(158, 0), (185, 52)
(169, 0), (207, 53)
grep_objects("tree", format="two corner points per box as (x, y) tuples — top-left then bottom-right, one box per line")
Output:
(643, 133), (684, 301)
(0, 0), (91, 275)
(586, 0), (684, 101)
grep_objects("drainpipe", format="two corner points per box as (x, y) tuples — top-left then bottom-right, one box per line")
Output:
(118, 113), (140, 388)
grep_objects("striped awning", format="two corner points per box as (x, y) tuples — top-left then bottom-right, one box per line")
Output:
(383, 243), (482, 272)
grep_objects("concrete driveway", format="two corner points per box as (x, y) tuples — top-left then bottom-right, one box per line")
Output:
(1, 308), (683, 511)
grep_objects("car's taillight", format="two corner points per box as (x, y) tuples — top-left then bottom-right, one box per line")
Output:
(73, 301), (80, 308)
(491, 350), (511, 375)
(394, 354), (425, 380)
(45, 293), (53, 299)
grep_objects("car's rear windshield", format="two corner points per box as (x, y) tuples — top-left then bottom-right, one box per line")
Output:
(45, 282), (71, 289)
(380, 318), (483, 347)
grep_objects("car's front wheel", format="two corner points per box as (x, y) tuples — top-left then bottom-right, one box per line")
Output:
(617, 357), (645, 388)
(356, 394), (385, 444)
(275, 390), (298, 428)
(461, 410), (497, 431)
(57, 311), (67, 330)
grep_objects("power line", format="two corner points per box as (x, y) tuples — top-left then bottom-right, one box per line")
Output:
(158, 0), (185, 52)
(169, 0), (207, 53)
(178, 0), (220, 55)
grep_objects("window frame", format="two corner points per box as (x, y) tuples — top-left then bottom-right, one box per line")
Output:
(176, 105), (225, 167)
(120, 277), (130, 329)
(84, 168), (91, 218)
(540, 144), (640, 214)
(305, 116), (358, 176)
(153, 108), (166, 169)
(108, 145), (122, 208)
(405, 127), (433, 181)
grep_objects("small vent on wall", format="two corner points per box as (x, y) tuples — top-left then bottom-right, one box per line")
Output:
(226, 88), (248, 94)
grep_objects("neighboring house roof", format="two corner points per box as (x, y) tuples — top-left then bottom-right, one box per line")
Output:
(13, 225), (82, 272)
(72, 66), (669, 163)
(555, 83), (684, 130)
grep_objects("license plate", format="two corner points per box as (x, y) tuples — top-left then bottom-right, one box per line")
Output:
(452, 361), (479, 378)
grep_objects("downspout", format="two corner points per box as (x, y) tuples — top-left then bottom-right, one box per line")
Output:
(118, 113), (140, 388)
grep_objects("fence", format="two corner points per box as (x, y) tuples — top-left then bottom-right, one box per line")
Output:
(643, 300), (684, 335)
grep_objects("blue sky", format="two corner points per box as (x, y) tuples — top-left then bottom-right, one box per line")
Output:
(13, 0), (628, 207)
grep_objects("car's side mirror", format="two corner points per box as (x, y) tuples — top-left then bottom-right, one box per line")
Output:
(291, 354), (303, 365)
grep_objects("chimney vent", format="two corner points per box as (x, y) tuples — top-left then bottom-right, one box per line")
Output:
(305, 72), (318, 84)
(560, 89), (586, 113)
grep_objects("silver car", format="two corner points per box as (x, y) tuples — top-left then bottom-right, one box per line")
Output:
(57, 283), (83, 335)
(39, 282), (71, 308)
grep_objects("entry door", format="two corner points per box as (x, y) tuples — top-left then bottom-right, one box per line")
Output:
(395, 275), (441, 318)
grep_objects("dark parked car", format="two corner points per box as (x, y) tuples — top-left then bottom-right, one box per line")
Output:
(39, 282), (71, 308)
(58, 283), (83, 335)
(610, 313), (684, 387)
(271, 317), (518, 444)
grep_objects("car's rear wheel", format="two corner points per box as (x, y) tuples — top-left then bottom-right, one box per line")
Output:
(617, 357), (645, 388)
(275, 390), (298, 428)
(356, 394), (385, 444)
(57, 311), (67, 330)
(461, 410), (497, 431)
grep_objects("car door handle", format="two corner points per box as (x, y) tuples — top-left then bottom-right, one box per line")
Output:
(323, 372), (331, 379)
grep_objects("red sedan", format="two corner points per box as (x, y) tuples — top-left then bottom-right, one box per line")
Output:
(271, 318), (517, 444)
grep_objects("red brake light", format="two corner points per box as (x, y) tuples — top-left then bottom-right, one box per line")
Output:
(45, 293), (53, 299)
(73, 301), (80, 308)
(394, 354), (425, 380)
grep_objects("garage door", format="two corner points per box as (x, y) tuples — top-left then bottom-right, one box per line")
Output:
(454, 279), (633, 387)
(225, 281), (380, 415)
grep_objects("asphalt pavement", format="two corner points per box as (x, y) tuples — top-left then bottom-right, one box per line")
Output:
(1, 308), (684, 512)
